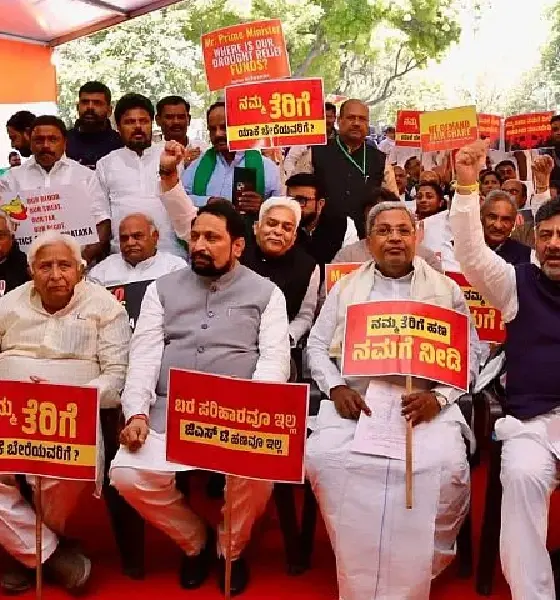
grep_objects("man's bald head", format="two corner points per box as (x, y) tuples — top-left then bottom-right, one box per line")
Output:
(119, 213), (159, 265)
(338, 99), (369, 148)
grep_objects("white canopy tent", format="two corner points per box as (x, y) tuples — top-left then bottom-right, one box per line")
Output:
(0, 0), (182, 46)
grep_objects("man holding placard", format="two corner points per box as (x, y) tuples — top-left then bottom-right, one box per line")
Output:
(451, 140), (560, 600)
(0, 115), (111, 264)
(182, 101), (282, 211)
(305, 201), (480, 599)
(111, 201), (290, 595)
(0, 232), (130, 594)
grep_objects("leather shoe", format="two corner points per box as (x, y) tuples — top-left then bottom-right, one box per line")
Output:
(0, 563), (34, 595)
(179, 528), (215, 589)
(218, 556), (249, 596)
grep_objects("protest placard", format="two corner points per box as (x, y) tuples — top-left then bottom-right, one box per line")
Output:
(107, 279), (153, 332)
(504, 112), (554, 150)
(325, 262), (362, 294)
(166, 369), (308, 484)
(202, 19), (290, 91)
(445, 272), (506, 344)
(478, 113), (502, 150)
(0, 381), (98, 480)
(396, 110), (422, 147)
(341, 300), (469, 391)
(225, 78), (326, 151)
(419, 106), (478, 152)
(0, 185), (98, 252)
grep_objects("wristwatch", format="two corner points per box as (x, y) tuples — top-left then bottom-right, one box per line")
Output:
(433, 391), (448, 409)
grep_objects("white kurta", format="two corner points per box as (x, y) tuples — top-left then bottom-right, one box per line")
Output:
(96, 143), (187, 257)
(450, 190), (557, 600)
(306, 269), (474, 600)
(87, 251), (187, 287)
(0, 280), (130, 567)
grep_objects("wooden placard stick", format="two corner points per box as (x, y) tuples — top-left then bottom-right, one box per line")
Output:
(224, 474), (233, 600)
(405, 375), (413, 510)
(35, 476), (43, 599)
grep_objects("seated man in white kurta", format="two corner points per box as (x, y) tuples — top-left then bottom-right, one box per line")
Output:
(87, 213), (186, 286)
(110, 200), (290, 596)
(0, 232), (130, 595)
(305, 201), (480, 600)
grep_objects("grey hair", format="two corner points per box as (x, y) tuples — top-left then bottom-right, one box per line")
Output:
(367, 201), (415, 235)
(482, 189), (517, 214)
(27, 232), (84, 268)
(120, 212), (158, 234)
(0, 213), (15, 234)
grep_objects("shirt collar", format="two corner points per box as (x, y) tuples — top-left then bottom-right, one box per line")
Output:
(28, 155), (70, 176)
(122, 252), (158, 269)
(373, 266), (414, 283)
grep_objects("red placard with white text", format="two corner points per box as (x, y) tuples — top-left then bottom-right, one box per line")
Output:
(396, 110), (422, 147)
(445, 272), (506, 343)
(166, 369), (309, 484)
(225, 78), (326, 150)
(201, 20), (290, 91)
(341, 301), (469, 391)
(0, 381), (98, 480)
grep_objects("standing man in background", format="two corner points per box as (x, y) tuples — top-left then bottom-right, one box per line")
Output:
(6, 111), (35, 159)
(66, 81), (122, 169)
(156, 95), (201, 168)
(96, 93), (186, 258)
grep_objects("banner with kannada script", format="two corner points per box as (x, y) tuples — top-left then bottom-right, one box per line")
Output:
(0, 185), (98, 252)
(0, 381), (98, 480)
(325, 262), (361, 294)
(202, 19), (290, 91)
(107, 279), (153, 332)
(341, 300), (469, 391)
(504, 112), (554, 151)
(419, 106), (478, 152)
(166, 369), (308, 483)
(478, 113), (502, 150)
(445, 272), (506, 344)
(225, 78), (326, 151)
(396, 110), (422, 148)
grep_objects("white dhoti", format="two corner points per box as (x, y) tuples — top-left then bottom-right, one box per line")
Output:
(109, 430), (272, 559)
(306, 399), (470, 600)
(497, 412), (560, 600)
(0, 474), (89, 567)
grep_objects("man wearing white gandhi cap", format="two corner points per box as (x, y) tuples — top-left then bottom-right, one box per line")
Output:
(305, 201), (481, 599)
(0, 232), (130, 595)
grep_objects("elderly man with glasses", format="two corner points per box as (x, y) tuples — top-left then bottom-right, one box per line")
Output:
(305, 200), (480, 600)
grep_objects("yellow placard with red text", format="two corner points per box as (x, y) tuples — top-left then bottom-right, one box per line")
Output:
(445, 272), (506, 344)
(0, 381), (98, 480)
(166, 369), (308, 484)
(341, 301), (469, 391)
(201, 20), (290, 92)
(325, 262), (362, 293)
(225, 78), (326, 151)
(420, 106), (478, 152)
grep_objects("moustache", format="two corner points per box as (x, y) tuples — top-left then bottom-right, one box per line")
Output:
(191, 252), (212, 262)
(544, 253), (560, 260)
(214, 136), (227, 145)
(39, 151), (55, 157)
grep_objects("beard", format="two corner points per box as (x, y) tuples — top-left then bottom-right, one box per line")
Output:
(300, 212), (317, 228)
(19, 145), (32, 158)
(190, 251), (232, 277)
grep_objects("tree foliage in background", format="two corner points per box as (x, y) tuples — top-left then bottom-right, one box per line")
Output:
(55, 0), (461, 125)
(540, 0), (560, 110)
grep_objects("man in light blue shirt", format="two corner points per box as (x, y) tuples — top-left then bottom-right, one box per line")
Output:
(182, 102), (282, 213)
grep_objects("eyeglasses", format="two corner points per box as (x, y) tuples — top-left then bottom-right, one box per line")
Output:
(372, 226), (414, 238)
(292, 195), (316, 206)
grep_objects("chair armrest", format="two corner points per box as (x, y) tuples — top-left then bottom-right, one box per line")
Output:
(481, 389), (505, 433)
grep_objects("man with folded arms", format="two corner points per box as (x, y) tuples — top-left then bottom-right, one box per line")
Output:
(110, 200), (290, 596)
(450, 141), (559, 600)
(0, 232), (130, 594)
(306, 200), (480, 599)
